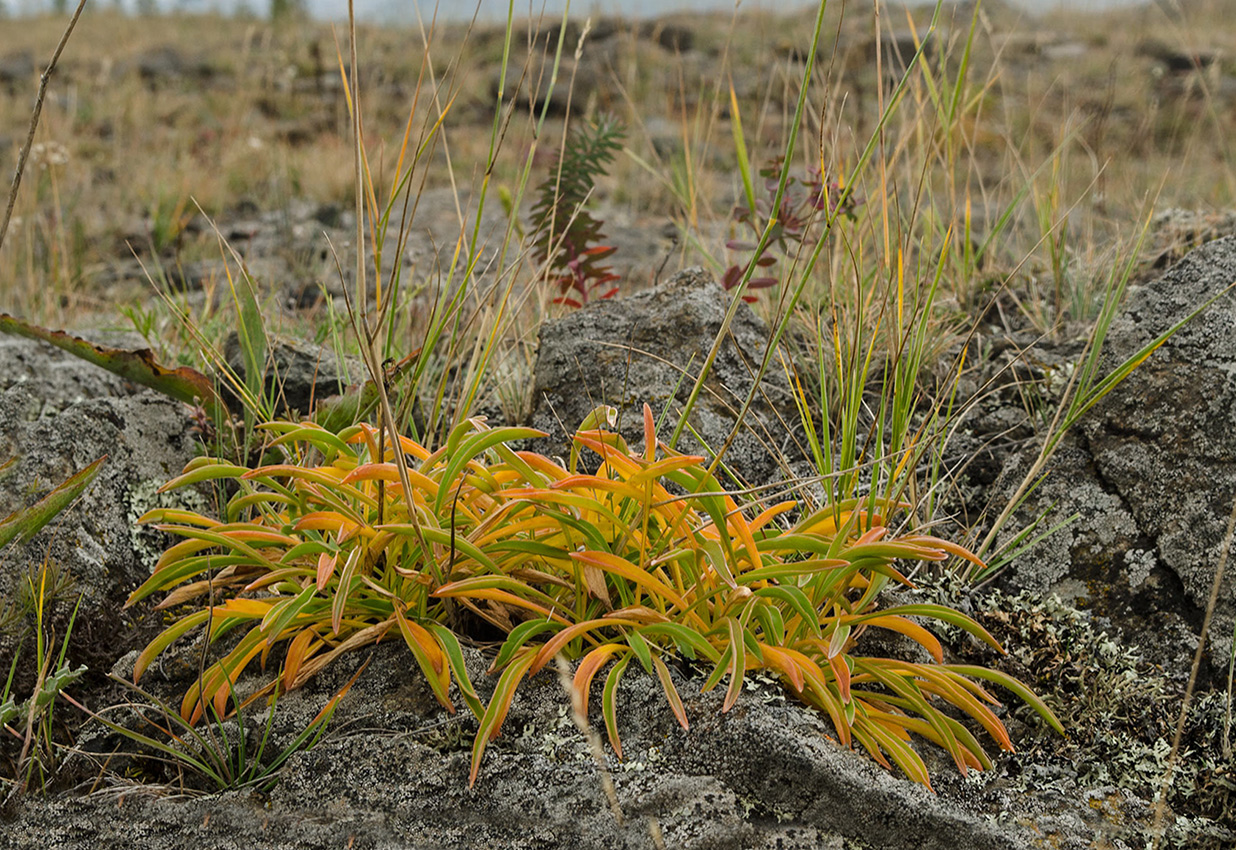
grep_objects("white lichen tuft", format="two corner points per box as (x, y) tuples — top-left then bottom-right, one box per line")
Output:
(125, 479), (211, 573)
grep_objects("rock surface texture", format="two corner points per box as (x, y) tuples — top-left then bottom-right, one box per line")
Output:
(222, 330), (364, 418)
(527, 267), (801, 487)
(9, 244), (1236, 846)
(998, 236), (1236, 674)
(8, 643), (1043, 850)
(0, 335), (199, 675)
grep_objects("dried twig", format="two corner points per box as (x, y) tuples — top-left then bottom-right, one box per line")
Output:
(0, 0), (90, 256)
(1150, 494), (1236, 848)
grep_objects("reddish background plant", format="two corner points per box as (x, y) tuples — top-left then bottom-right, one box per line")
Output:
(723, 157), (862, 301)
(530, 116), (626, 308)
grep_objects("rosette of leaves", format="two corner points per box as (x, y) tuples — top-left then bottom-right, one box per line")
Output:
(437, 406), (1060, 786)
(130, 407), (1060, 789)
(126, 417), (545, 726)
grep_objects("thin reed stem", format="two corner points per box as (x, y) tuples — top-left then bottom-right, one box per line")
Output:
(0, 0), (90, 258)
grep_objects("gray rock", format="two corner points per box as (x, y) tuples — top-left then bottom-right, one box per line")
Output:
(1138, 38), (1222, 74)
(991, 439), (1198, 672)
(0, 50), (34, 93)
(0, 337), (199, 681)
(995, 236), (1236, 671)
(17, 642), (1043, 850)
(526, 267), (802, 488)
(637, 21), (694, 53)
(1149, 207), (1236, 269)
(222, 331), (364, 418)
(0, 333), (131, 414)
(135, 47), (215, 88)
(0, 317), (1197, 847)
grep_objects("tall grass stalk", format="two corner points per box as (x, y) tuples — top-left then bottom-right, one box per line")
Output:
(685, 1), (950, 531)
(0, 0), (88, 258)
(1, 562), (86, 800)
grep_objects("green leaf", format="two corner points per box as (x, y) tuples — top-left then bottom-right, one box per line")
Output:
(133, 610), (211, 682)
(722, 616), (747, 712)
(637, 623), (721, 663)
(752, 602), (785, 645)
(232, 270), (269, 415)
(260, 583), (320, 642)
(651, 655), (689, 731)
(862, 604), (1004, 653)
(601, 653), (633, 760)
(858, 719), (932, 787)
(0, 315), (228, 421)
(699, 538), (738, 590)
(312, 379), (383, 433)
(159, 461), (253, 492)
(470, 649), (538, 786)
(728, 82), (757, 218)
(753, 586), (821, 640)
(737, 559), (846, 584)
(852, 658), (964, 768)
(382, 525), (498, 574)
(126, 553), (252, 607)
(627, 630), (653, 674)
(426, 623), (486, 719)
(436, 427), (546, 513)
(264, 423), (355, 458)
(492, 619), (563, 671)
(330, 547), (364, 634)
(568, 406), (617, 473)
(943, 665), (1066, 735)
(32, 663), (87, 711)
(0, 455), (105, 549)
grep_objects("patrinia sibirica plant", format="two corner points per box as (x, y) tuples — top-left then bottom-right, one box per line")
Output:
(128, 405), (1061, 788)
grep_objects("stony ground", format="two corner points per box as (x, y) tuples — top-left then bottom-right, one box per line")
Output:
(4, 2), (1236, 847)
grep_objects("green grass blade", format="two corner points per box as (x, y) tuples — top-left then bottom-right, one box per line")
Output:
(0, 455), (105, 549)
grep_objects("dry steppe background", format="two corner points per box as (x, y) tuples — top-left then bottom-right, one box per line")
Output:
(2, 0), (1235, 335)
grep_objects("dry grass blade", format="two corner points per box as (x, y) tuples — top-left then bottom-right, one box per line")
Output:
(1150, 494), (1236, 849)
(0, 0), (89, 256)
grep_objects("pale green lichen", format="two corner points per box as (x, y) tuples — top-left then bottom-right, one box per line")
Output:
(963, 587), (1236, 849)
(125, 478), (210, 573)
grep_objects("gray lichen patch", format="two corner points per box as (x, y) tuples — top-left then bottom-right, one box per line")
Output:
(125, 477), (212, 574)
(949, 588), (1236, 850)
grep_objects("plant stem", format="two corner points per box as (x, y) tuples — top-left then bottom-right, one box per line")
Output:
(0, 0), (90, 258)
(1150, 494), (1236, 849)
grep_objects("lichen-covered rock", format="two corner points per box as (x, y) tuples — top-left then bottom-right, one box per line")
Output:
(0, 337), (199, 682)
(15, 641), (1046, 850)
(994, 236), (1236, 673)
(526, 267), (801, 489)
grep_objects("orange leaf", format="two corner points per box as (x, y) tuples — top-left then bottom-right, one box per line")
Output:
(470, 650), (539, 786)
(652, 655), (689, 731)
(860, 615), (943, 663)
(529, 618), (632, 674)
(282, 628), (319, 693)
(756, 644), (804, 693)
(643, 403), (655, 461)
(316, 550), (338, 591)
(830, 654), (851, 704)
(572, 644), (626, 719)
(570, 551), (691, 613)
